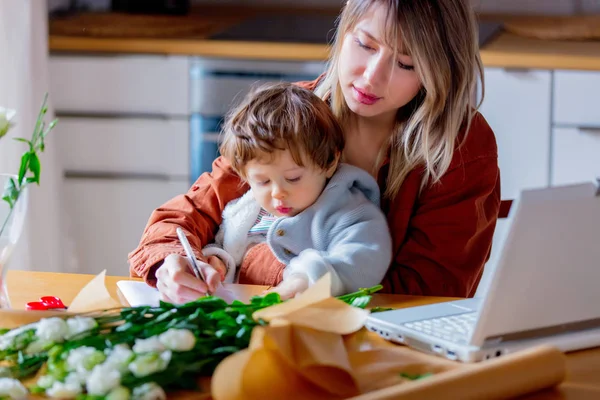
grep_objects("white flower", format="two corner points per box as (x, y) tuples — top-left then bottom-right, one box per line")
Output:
(106, 386), (131, 400)
(0, 377), (28, 399)
(65, 370), (88, 386)
(128, 351), (171, 378)
(46, 381), (81, 399)
(132, 382), (166, 400)
(66, 317), (97, 339)
(104, 344), (134, 373)
(36, 375), (55, 390)
(36, 318), (68, 343)
(86, 364), (121, 396)
(158, 328), (196, 352)
(25, 339), (53, 355)
(132, 336), (166, 354)
(66, 346), (105, 373)
(0, 107), (16, 139)
(0, 335), (13, 351)
(0, 324), (38, 351)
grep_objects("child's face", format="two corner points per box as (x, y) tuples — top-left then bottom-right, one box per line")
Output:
(244, 149), (336, 218)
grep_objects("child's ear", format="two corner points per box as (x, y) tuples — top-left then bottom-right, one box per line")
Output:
(325, 153), (341, 178)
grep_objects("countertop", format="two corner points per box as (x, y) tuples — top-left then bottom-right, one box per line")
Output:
(48, 8), (600, 71)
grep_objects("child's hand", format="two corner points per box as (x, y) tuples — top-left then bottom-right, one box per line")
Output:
(156, 254), (221, 304)
(264, 274), (309, 301)
(206, 255), (227, 281)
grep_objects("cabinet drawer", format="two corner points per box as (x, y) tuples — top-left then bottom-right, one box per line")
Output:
(552, 127), (600, 186)
(57, 117), (189, 178)
(65, 178), (189, 276)
(49, 55), (189, 115)
(553, 70), (600, 127)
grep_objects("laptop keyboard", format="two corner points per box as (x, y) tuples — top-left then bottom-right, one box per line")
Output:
(404, 312), (477, 345)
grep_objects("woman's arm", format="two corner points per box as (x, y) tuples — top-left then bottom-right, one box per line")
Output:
(383, 154), (501, 297)
(128, 156), (248, 286)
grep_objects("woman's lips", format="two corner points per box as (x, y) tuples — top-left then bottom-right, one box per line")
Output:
(276, 206), (292, 215)
(352, 86), (381, 105)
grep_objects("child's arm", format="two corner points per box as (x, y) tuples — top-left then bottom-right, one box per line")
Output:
(279, 205), (393, 297)
(128, 156), (249, 286)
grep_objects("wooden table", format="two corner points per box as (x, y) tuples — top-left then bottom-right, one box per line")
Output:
(5, 270), (600, 399)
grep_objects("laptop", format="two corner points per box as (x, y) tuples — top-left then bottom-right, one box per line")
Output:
(366, 180), (600, 362)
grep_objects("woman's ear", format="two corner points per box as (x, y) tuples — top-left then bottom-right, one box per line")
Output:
(325, 153), (341, 178)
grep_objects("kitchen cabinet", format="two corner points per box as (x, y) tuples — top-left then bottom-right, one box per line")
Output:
(57, 117), (189, 178)
(475, 68), (552, 296)
(552, 127), (600, 186)
(479, 67), (552, 201)
(476, 68), (600, 296)
(49, 54), (189, 116)
(50, 54), (190, 275)
(64, 178), (189, 277)
(551, 70), (600, 186)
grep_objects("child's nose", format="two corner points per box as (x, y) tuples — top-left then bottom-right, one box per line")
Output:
(272, 186), (286, 199)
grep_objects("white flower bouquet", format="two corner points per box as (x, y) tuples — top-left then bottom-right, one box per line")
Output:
(0, 286), (381, 399)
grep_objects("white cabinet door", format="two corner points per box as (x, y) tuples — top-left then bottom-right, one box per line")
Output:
(553, 70), (600, 128)
(552, 127), (600, 186)
(479, 68), (552, 201)
(65, 178), (189, 276)
(49, 55), (189, 116)
(475, 68), (552, 297)
(57, 117), (189, 178)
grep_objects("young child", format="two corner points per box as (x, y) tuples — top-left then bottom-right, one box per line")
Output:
(201, 82), (392, 299)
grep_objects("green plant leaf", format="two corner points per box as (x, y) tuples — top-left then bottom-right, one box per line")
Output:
(12, 138), (31, 146)
(370, 306), (394, 313)
(29, 152), (41, 185)
(2, 177), (19, 208)
(399, 372), (433, 380)
(17, 152), (31, 186)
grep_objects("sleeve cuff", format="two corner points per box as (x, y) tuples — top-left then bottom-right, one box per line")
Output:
(284, 249), (345, 296)
(202, 245), (237, 283)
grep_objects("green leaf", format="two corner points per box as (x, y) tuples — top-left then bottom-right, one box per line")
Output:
(1, 177), (19, 209)
(370, 306), (394, 313)
(17, 151), (31, 186)
(348, 295), (372, 309)
(12, 138), (31, 146)
(29, 152), (41, 185)
(42, 119), (58, 137)
(399, 372), (434, 380)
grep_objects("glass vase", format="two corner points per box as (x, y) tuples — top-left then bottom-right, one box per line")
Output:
(0, 173), (28, 309)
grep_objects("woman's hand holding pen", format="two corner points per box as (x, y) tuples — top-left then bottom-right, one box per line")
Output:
(155, 254), (222, 304)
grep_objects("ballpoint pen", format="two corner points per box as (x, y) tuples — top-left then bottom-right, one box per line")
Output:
(176, 227), (208, 286)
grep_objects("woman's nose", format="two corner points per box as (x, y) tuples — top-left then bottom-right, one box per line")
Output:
(364, 54), (390, 86)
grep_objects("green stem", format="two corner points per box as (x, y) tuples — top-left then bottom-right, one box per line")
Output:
(0, 206), (15, 238)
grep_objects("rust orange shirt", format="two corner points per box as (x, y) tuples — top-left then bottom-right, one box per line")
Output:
(128, 80), (500, 298)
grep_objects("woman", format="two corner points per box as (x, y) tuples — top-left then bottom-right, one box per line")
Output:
(128, 0), (500, 303)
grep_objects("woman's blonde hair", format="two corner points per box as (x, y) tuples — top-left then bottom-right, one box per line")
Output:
(315, 0), (484, 198)
(220, 82), (344, 178)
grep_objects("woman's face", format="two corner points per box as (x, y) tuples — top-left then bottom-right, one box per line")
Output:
(338, 3), (422, 123)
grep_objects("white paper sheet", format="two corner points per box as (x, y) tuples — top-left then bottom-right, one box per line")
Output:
(116, 281), (261, 307)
